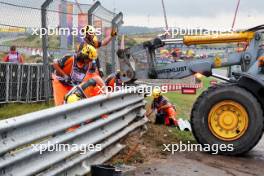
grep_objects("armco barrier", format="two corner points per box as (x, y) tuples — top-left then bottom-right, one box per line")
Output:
(0, 89), (147, 176)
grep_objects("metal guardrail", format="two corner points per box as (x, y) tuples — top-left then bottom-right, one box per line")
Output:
(0, 89), (147, 176)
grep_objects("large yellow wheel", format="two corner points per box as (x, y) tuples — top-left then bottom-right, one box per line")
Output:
(208, 100), (249, 141)
(191, 84), (264, 155)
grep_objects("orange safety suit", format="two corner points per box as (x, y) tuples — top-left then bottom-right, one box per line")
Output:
(152, 96), (178, 126)
(52, 55), (90, 106)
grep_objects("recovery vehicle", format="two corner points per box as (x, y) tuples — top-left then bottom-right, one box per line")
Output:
(117, 25), (264, 155)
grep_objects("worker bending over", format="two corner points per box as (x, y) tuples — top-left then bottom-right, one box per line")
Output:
(52, 45), (97, 106)
(151, 88), (178, 126)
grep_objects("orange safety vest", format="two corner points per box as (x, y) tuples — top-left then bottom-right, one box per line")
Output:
(55, 55), (91, 85)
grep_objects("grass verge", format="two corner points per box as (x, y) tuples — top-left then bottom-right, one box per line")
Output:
(0, 101), (54, 120)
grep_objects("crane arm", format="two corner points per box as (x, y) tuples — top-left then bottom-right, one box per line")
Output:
(162, 32), (255, 46)
(118, 29), (263, 82)
(154, 52), (242, 79)
(118, 37), (244, 82)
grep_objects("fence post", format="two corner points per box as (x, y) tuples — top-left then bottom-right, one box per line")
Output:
(111, 12), (124, 72)
(19, 65), (24, 102)
(5, 64), (10, 102)
(59, 0), (68, 55)
(17, 65), (21, 102)
(88, 1), (101, 25)
(41, 0), (53, 103)
(26, 65), (31, 103)
(36, 65), (40, 101)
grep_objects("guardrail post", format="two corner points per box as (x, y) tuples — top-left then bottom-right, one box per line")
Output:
(88, 1), (101, 25)
(41, 0), (53, 103)
(111, 12), (124, 72)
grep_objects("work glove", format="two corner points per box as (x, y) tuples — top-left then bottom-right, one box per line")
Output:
(111, 27), (118, 37)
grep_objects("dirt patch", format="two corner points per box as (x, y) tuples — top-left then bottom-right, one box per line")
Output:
(110, 104), (189, 166)
(110, 96), (195, 166)
(110, 123), (178, 165)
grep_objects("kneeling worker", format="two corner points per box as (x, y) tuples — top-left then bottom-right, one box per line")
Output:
(52, 45), (97, 106)
(151, 88), (178, 126)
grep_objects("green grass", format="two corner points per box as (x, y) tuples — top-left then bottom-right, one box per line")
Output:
(0, 102), (54, 120)
(171, 128), (196, 143)
(167, 78), (212, 119)
(164, 92), (198, 120)
(0, 52), (6, 59)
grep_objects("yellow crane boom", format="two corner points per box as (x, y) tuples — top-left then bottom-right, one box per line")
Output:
(183, 31), (255, 46)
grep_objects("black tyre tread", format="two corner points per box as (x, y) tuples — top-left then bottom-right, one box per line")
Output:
(191, 83), (264, 155)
